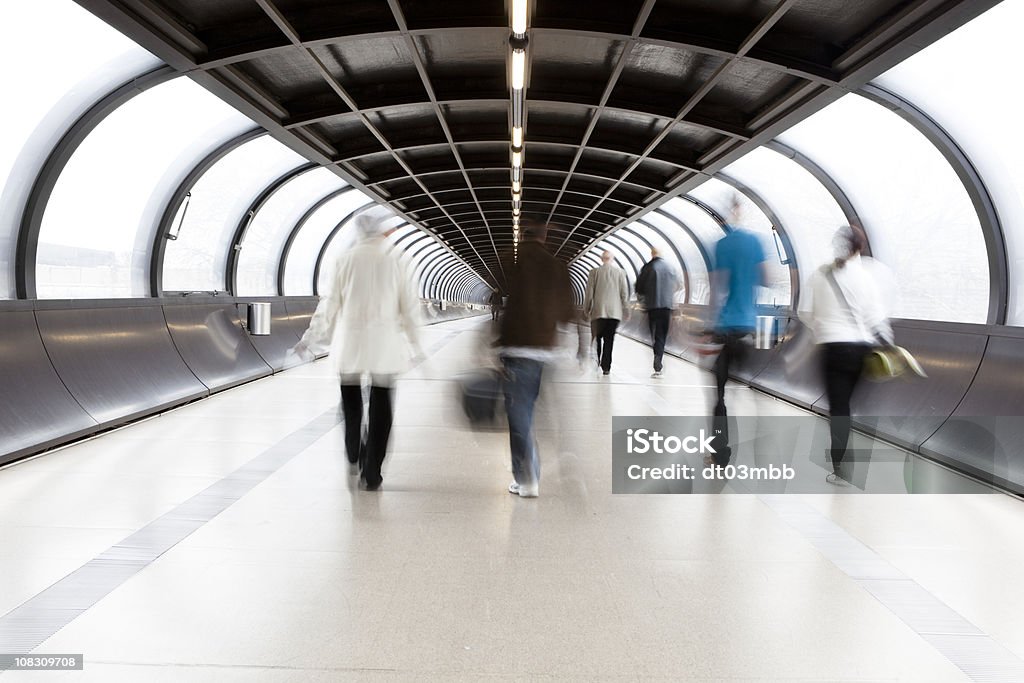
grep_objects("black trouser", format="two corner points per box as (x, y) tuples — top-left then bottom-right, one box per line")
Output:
(823, 342), (871, 474)
(712, 332), (751, 414)
(709, 332), (750, 465)
(647, 308), (671, 371)
(593, 318), (620, 372)
(339, 383), (393, 486)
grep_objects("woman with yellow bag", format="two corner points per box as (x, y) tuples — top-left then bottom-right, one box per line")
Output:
(799, 224), (903, 485)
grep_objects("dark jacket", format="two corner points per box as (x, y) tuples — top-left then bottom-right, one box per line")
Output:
(635, 257), (678, 310)
(498, 240), (575, 348)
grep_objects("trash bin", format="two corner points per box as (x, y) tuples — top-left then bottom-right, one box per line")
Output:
(754, 315), (776, 350)
(247, 302), (271, 336)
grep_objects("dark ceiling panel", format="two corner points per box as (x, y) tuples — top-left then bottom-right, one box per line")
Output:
(611, 43), (725, 117)
(274, 0), (398, 38)
(776, 0), (909, 53)
(534, 0), (651, 33)
(528, 32), (626, 105)
(311, 38), (426, 109)
(590, 108), (668, 156)
(363, 104), (446, 148)
(160, 0), (278, 37)
(642, 0), (765, 49)
(526, 101), (593, 145)
(235, 49), (332, 104)
(704, 60), (804, 117)
(413, 29), (507, 100)
(398, 0), (506, 29)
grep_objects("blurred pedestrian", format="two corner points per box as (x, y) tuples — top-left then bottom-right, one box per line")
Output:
(799, 224), (892, 485)
(707, 195), (768, 464)
(583, 250), (630, 375)
(497, 220), (575, 498)
(635, 248), (679, 378)
(294, 213), (423, 491)
(488, 288), (503, 321)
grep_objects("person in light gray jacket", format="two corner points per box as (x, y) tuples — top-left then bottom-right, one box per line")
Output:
(583, 250), (630, 374)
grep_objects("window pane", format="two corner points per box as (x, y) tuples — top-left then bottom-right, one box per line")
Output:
(778, 94), (989, 323)
(627, 222), (688, 305)
(37, 78), (252, 298)
(874, 2), (1020, 324)
(0, 0), (160, 298)
(661, 197), (725, 247)
(235, 168), (348, 296)
(317, 214), (406, 294)
(641, 209), (713, 305)
(281, 190), (376, 295)
(720, 146), (848, 305)
(162, 136), (307, 292)
(688, 177), (793, 308)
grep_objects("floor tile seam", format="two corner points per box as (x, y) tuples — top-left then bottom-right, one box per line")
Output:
(759, 495), (1024, 681)
(0, 409), (342, 655)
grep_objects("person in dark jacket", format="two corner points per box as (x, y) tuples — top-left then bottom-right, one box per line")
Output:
(497, 221), (575, 498)
(635, 248), (680, 377)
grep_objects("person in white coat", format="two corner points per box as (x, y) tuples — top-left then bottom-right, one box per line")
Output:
(294, 213), (423, 490)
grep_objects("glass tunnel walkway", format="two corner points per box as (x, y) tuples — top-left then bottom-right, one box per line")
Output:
(1, 316), (1022, 682)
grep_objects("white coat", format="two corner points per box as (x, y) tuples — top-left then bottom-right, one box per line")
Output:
(299, 236), (422, 376)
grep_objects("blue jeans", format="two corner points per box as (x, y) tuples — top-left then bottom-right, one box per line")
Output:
(502, 356), (544, 487)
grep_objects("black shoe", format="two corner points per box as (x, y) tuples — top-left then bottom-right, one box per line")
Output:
(602, 369), (610, 375)
(360, 477), (382, 491)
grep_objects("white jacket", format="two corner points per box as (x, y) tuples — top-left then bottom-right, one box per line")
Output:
(798, 255), (893, 345)
(299, 236), (422, 375)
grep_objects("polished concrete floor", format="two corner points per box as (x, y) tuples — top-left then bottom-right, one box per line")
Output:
(2, 316), (1023, 681)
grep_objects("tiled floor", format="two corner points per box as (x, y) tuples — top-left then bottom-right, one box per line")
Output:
(1, 316), (1022, 681)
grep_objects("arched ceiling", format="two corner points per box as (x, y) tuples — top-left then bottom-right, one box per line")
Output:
(76, 0), (998, 292)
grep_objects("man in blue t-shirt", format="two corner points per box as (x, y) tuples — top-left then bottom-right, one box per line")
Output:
(707, 217), (767, 463)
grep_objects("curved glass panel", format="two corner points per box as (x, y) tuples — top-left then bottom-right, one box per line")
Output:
(606, 233), (647, 276)
(37, 78), (251, 298)
(778, 94), (989, 323)
(405, 238), (441, 276)
(162, 135), (307, 292)
(722, 147), (848, 306)
(236, 168), (348, 296)
(615, 229), (655, 265)
(281, 191), (375, 295)
(416, 258), (446, 300)
(874, 1), (1021, 323)
(317, 215), (407, 294)
(0, 0), (160, 298)
(626, 223), (688, 305)
(593, 240), (638, 289)
(640, 210), (712, 305)
(661, 197), (725, 247)
(688, 177), (792, 308)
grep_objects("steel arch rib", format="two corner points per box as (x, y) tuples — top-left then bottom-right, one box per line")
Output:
(151, 127), (265, 295)
(312, 203), (378, 295)
(422, 253), (459, 299)
(857, 84), (1008, 325)
(418, 251), (457, 299)
(630, 221), (691, 304)
(713, 173), (799, 308)
(224, 162), (319, 294)
(275, 185), (360, 294)
(15, 65), (177, 299)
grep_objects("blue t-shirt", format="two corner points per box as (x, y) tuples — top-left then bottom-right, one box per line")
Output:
(714, 228), (766, 332)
